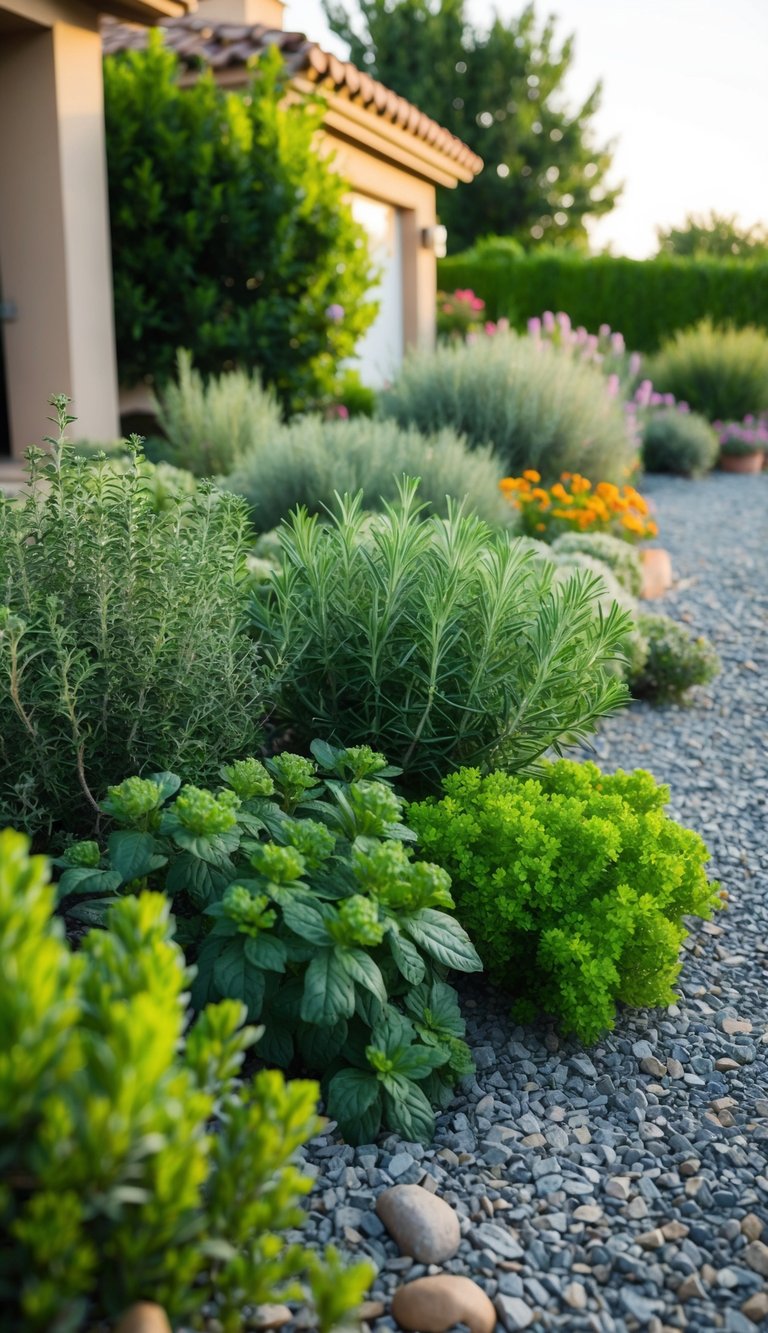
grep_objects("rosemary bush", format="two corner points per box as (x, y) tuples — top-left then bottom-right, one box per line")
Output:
(380, 333), (637, 483)
(156, 350), (283, 477)
(252, 481), (631, 789)
(0, 828), (372, 1331)
(0, 399), (266, 837)
(226, 416), (509, 530)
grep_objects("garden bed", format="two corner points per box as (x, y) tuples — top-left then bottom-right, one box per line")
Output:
(295, 472), (768, 1333)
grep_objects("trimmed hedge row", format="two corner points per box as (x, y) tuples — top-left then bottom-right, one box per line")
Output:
(437, 251), (768, 351)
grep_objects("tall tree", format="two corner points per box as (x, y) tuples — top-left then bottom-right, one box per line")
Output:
(656, 211), (768, 260)
(323, 0), (620, 253)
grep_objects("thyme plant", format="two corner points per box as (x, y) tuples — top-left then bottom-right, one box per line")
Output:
(0, 398), (267, 836)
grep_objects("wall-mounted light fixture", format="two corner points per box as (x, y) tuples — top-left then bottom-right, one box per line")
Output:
(420, 224), (448, 259)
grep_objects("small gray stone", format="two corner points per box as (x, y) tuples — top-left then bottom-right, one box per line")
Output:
(494, 1294), (534, 1330)
(472, 1222), (524, 1261)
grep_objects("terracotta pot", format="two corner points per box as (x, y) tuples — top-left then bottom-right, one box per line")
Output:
(640, 547), (673, 600)
(719, 451), (765, 474)
(114, 1303), (172, 1333)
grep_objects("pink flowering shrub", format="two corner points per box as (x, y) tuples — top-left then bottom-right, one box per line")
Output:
(437, 288), (510, 340)
(713, 415), (768, 456)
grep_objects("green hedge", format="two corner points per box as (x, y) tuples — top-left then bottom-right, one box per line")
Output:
(437, 251), (768, 351)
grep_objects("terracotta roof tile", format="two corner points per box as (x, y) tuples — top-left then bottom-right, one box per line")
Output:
(101, 15), (483, 176)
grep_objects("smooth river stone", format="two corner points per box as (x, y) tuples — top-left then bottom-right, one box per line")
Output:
(392, 1275), (497, 1333)
(376, 1184), (461, 1263)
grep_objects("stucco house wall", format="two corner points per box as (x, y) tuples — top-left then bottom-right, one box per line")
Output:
(0, 0), (192, 465)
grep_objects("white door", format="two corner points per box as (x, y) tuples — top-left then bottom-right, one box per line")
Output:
(350, 195), (404, 388)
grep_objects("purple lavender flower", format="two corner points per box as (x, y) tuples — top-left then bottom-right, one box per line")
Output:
(527, 316), (542, 337)
(611, 331), (625, 355)
(542, 310), (556, 332)
(606, 373), (620, 398)
(326, 303), (345, 323)
(628, 351), (642, 377)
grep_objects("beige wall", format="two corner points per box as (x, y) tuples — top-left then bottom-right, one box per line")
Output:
(0, 15), (119, 455)
(321, 133), (437, 353)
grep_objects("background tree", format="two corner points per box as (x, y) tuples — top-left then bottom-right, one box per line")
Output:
(105, 36), (376, 410)
(323, 0), (620, 253)
(656, 210), (768, 260)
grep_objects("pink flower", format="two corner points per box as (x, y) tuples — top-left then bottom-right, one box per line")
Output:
(335, 404), (349, 419)
(326, 303), (345, 323)
(586, 334), (599, 354)
(635, 379), (653, 408)
(542, 310), (556, 332)
(527, 316), (542, 337)
(599, 323), (611, 338)
(606, 373), (620, 398)
(484, 321), (498, 334)
(628, 351), (642, 377)
(557, 311), (572, 334)
(611, 331), (625, 355)
(471, 297), (486, 311)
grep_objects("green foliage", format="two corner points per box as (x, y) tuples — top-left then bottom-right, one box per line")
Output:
(641, 408), (719, 477)
(333, 369), (377, 418)
(409, 761), (721, 1042)
(0, 399), (266, 837)
(631, 612), (721, 704)
(252, 481), (631, 789)
(154, 350), (283, 477)
(656, 210), (768, 261)
(54, 740), (483, 1146)
(437, 249), (768, 352)
(551, 531), (643, 596)
(0, 827), (372, 1331)
(647, 321), (768, 421)
(323, 0), (619, 253)
(104, 36), (376, 410)
(226, 415), (510, 530)
(548, 550), (648, 681)
(381, 333), (637, 483)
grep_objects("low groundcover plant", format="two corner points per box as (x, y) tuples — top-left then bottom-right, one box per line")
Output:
(55, 741), (483, 1146)
(0, 828), (372, 1331)
(409, 760), (721, 1042)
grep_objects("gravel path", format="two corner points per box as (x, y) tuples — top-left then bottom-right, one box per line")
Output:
(298, 473), (768, 1333)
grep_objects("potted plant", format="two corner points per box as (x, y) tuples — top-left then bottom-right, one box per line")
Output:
(715, 418), (767, 474)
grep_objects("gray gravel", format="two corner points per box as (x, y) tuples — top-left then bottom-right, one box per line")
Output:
(297, 473), (768, 1333)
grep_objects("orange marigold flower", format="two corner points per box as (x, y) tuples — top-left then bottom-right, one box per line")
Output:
(571, 476), (592, 495)
(535, 522), (546, 531)
(499, 478), (517, 492)
(595, 481), (619, 501)
(550, 483), (568, 501)
(523, 469), (541, 483)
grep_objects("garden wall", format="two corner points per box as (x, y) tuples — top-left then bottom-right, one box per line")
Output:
(437, 251), (768, 350)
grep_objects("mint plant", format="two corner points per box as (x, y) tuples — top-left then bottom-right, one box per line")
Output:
(55, 741), (482, 1144)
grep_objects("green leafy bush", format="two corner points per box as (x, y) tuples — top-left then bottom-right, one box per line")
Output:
(154, 350), (283, 477)
(0, 400), (266, 837)
(409, 761), (720, 1041)
(104, 38), (376, 410)
(0, 827), (372, 1331)
(641, 408), (719, 476)
(226, 416), (509, 530)
(381, 333), (637, 483)
(252, 481), (631, 788)
(631, 612), (721, 703)
(437, 248), (768, 351)
(551, 531), (644, 597)
(55, 740), (482, 1146)
(549, 551), (648, 680)
(647, 320), (768, 421)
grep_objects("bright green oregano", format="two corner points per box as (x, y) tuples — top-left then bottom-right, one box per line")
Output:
(410, 760), (721, 1042)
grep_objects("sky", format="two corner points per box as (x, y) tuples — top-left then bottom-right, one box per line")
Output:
(283, 0), (768, 258)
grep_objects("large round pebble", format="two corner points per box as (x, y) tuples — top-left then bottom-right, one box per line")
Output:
(376, 1184), (461, 1263)
(392, 1275), (496, 1333)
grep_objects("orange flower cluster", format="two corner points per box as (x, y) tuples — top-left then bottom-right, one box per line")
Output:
(499, 470), (658, 543)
